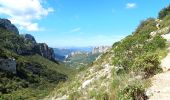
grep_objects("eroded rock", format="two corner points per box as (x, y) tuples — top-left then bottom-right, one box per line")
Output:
(0, 18), (19, 34)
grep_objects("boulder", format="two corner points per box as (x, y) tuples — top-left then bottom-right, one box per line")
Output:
(0, 58), (16, 74)
(0, 18), (19, 34)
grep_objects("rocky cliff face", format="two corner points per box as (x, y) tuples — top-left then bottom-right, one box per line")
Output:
(92, 46), (111, 54)
(20, 34), (57, 62)
(0, 18), (19, 35)
(34, 43), (56, 61)
(0, 18), (56, 62)
(21, 34), (37, 44)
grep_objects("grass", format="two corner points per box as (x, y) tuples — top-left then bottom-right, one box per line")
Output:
(0, 52), (74, 99)
(20, 55), (75, 77)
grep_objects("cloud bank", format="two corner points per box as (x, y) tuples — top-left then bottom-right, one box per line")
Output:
(0, 0), (53, 31)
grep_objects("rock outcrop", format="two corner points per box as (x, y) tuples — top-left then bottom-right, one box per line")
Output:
(92, 46), (111, 54)
(0, 18), (57, 62)
(0, 18), (19, 34)
(20, 34), (57, 62)
(34, 43), (56, 61)
(0, 58), (16, 74)
(21, 34), (36, 43)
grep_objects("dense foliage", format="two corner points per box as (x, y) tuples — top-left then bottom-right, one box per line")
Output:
(118, 84), (147, 100)
(0, 28), (71, 99)
(0, 29), (34, 55)
(112, 18), (166, 76)
(135, 18), (157, 35)
(109, 5), (170, 99)
(158, 5), (170, 19)
(132, 53), (162, 78)
(66, 53), (100, 69)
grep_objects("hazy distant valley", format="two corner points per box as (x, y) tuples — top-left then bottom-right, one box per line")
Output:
(54, 46), (110, 68)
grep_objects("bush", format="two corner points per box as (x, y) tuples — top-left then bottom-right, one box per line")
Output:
(132, 53), (162, 78)
(159, 15), (170, 28)
(118, 84), (147, 100)
(135, 18), (157, 35)
(158, 5), (170, 19)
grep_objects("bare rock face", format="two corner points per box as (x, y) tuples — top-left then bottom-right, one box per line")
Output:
(20, 34), (57, 62)
(34, 43), (55, 61)
(0, 18), (19, 34)
(21, 34), (36, 43)
(0, 58), (16, 74)
(0, 18), (57, 62)
(92, 46), (111, 54)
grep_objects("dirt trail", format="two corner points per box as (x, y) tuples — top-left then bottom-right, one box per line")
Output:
(146, 53), (170, 100)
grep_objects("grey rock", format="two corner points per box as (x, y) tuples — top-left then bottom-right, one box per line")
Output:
(0, 58), (16, 74)
(34, 43), (55, 61)
(0, 18), (19, 34)
(21, 34), (36, 43)
(92, 46), (111, 54)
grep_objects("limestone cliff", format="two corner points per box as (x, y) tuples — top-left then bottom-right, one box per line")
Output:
(34, 43), (56, 61)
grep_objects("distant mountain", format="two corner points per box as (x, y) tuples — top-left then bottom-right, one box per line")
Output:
(54, 46), (111, 69)
(53, 47), (93, 61)
(92, 46), (111, 54)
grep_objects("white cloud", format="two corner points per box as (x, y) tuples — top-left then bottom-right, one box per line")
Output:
(70, 27), (81, 32)
(0, 0), (54, 31)
(126, 3), (136, 9)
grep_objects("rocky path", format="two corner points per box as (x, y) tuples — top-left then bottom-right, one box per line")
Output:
(146, 53), (170, 100)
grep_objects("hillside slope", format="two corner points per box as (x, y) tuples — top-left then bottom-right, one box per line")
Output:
(46, 5), (170, 100)
(146, 37), (170, 99)
(0, 19), (72, 100)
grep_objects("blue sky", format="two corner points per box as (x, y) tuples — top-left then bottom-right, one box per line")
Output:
(0, 0), (170, 47)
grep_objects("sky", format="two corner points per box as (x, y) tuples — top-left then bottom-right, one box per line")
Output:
(0, 0), (170, 48)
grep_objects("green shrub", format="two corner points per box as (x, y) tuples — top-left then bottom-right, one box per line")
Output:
(118, 84), (147, 100)
(158, 5), (170, 19)
(132, 53), (162, 78)
(135, 18), (157, 35)
(160, 15), (170, 28)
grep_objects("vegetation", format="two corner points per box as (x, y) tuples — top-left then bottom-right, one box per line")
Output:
(0, 28), (74, 99)
(159, 14), (170, 28)
(0, 28), (33, 54)
(66, 53), (100, 69)
(112, 25), (166, 75)
(135, 18), (157, 35)
(133, 53), (162, 78)
(158, 5), (170, 19)
(1, 4), (170, 100)
(109, 5), (170, 99)
(46, 5), (170, 100)
(0, 54), (71, 99)
(118, 84), (147, 100)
